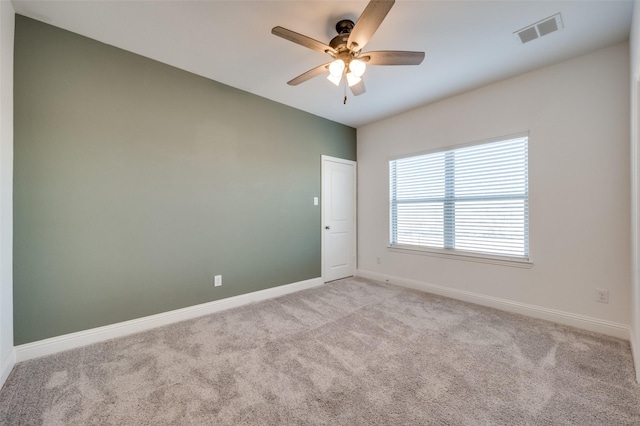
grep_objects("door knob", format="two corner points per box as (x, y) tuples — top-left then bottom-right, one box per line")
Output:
(325, 226), (330, 230)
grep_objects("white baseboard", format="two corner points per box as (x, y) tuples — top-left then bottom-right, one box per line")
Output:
(631, 328), (640, 383)
(0, 348), (16, 389)
(357, 270), (629, 340)
(15, 277), (323, 362)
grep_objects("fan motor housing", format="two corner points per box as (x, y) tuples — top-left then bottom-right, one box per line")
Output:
(330, 19), (355, 50)
(330, 34), (350, 50)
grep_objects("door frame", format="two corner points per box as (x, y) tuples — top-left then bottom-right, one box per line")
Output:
(631, 74), (640, 383)
(321, 155), (357, 283)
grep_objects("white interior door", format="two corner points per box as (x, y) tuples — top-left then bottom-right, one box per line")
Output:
(322, 156), (356, 282)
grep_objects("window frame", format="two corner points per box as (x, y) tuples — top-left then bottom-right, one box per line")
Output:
(388, 133), (533, 268)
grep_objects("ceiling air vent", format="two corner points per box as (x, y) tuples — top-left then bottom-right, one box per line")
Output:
(514, 13), (563, 44)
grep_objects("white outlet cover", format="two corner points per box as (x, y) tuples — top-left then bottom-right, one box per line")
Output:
(595, 288), (609, 303)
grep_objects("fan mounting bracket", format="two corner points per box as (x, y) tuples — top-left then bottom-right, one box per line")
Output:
(335, 19), (355, 35)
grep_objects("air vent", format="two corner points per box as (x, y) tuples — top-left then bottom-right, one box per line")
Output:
(517, 27), (539, 44)
(514, 13), (563, 44)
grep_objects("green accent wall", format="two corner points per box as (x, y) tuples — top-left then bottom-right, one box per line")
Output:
(13, 16), (356, 345)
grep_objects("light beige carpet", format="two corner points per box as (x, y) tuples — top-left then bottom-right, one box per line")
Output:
(1, 277), (639, 425)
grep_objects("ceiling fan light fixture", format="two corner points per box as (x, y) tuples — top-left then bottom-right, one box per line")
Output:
(346, 72), (361, 87)
(272, 0), (424, 98)
(349, 59), (366, 78)
(329, 59), (345, 77)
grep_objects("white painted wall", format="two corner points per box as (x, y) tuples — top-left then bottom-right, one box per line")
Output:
(629, 0), (640, 382)
(633, 2), (640, 82)
(358, 42), (631, 336)
(0, 0), (15, 387)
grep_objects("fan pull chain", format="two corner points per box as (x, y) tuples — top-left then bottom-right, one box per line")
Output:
(343, 79), (348, 104)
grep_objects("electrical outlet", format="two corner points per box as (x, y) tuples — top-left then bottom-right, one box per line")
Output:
(214, 275), (222, 287)
(595, 288), (609, 304)
(376, 257), (381, 264)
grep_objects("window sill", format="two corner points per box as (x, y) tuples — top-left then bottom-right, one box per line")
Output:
(387, 245), (533, 269)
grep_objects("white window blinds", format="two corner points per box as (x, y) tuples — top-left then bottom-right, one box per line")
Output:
(390, 136), (529, 259)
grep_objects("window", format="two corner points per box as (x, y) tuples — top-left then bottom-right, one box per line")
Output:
(390, 136), (529, 262)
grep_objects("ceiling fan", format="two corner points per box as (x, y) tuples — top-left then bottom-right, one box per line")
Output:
(271, 0), (425, 100)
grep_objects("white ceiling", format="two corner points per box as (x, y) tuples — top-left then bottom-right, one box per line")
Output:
(11, 0), (634, 128)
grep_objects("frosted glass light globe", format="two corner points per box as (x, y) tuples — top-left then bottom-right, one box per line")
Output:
(329, 60), (345, 77)
(349, 59), (366, 78)
(346, 72), (361, 87)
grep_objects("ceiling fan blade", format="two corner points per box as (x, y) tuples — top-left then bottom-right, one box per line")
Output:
(347, 0), (395, 52)
(350, 79), (366, 96)
(361, 50), (425, 66)
(287, 63), (330, 86)
(272, 26), (336, 55)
